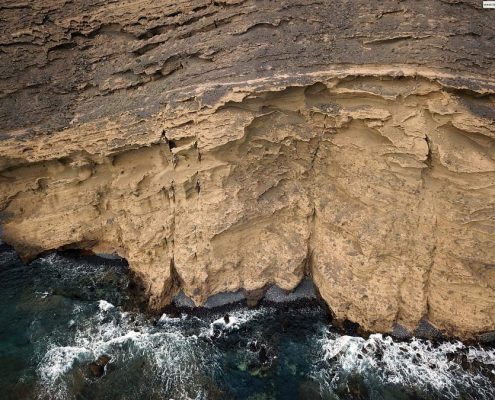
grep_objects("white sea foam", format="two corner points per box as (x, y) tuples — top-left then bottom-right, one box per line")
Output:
(314, 331), (495, 399)
(37, 346), (93, 399)
(35, 304), (272, 398)
(204, 307), (270, 338)
(36, 302), (220, 400)
(209, 316), (239, 336)
(98, 299), (115, 312)
(34, 301), (495, 400)
(158, 312), (183, 324)
(39, 346), (92, 383)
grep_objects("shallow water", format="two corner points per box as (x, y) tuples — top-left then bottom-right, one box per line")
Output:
(0, 243), (494, 400)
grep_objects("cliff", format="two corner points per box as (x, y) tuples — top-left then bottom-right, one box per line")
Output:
(1, 0), (494, 340)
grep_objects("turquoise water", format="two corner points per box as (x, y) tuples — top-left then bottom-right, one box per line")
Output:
(0, 242), (494, 399)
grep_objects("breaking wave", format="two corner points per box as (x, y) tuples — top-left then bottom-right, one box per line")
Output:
(313, 331), (495, 399)
(1, 247), (494, 400)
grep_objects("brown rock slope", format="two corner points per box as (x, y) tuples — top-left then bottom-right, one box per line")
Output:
(1, 0), (494, 339)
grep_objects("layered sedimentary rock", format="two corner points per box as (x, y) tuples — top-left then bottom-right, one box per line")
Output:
(1, 0), (494, 339)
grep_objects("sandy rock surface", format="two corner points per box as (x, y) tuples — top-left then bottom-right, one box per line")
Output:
(1, 0), (494, 339)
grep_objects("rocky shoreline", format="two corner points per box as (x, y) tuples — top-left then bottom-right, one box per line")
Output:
(1, 0), (495, 341)
(1, 242), (494, 399)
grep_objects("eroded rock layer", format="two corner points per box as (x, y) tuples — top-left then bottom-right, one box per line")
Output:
(1, 0), (494, 339)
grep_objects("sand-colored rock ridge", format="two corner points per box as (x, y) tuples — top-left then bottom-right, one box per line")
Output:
(1, 0), (494, 340)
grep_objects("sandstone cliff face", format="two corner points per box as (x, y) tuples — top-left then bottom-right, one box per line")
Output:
(1, 0), (494, 340)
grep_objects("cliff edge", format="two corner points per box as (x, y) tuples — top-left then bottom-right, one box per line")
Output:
(1, 0), (494, 340)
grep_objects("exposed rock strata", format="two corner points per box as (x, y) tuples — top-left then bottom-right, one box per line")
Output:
(1, 0), (494, 340)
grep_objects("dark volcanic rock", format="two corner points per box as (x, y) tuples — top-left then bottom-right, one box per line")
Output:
(88, 354), (111, 378)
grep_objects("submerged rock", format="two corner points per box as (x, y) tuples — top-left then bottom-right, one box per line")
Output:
(258, 346), (269, 365)
(88, 355), (111, 378)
